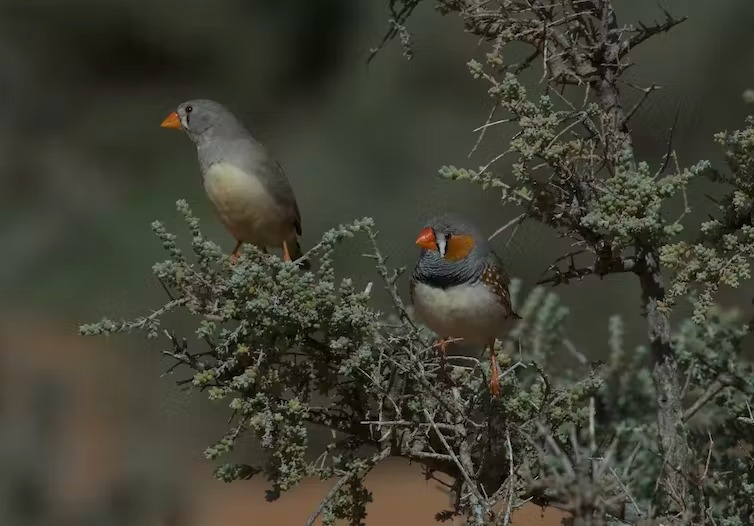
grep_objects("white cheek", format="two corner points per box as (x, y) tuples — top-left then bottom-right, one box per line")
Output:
(436, 237), (447, 257)
(180, 113), (190, 128)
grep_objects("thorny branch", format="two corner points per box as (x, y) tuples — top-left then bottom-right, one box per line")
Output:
(537, 251), (636, 286)
(372, 0), (703, 522)
(683, 372), (754, 423)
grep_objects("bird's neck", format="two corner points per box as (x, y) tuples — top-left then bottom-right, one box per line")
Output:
(192, 117), (251, 145)
(413, 252), (483, 288)
(194, 127), (250, 167)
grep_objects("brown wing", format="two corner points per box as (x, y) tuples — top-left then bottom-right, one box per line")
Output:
(479, 260), (520, 319)
(263, 155), (303, 237)
(292, 197), (302, 236)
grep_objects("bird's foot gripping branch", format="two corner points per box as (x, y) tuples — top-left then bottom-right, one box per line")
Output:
(80, 199), (645, 525)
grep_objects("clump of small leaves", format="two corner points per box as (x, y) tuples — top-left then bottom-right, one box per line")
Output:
(661, 118), (754, 320)
(83, 202), (384, 500)
(82, 199), (614, 525)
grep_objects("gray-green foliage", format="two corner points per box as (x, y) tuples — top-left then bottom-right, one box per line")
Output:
(81, 1), (754, 525)
(82, 198), (609, 525)
(674, 307), (754, 525)
(662, 119), (754, 320)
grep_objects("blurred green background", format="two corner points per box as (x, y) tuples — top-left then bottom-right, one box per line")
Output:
(0, 0), (753, 524)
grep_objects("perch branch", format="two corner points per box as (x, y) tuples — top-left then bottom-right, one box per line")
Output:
(537, 252), (636, 286)
(620, 9), (688, 57)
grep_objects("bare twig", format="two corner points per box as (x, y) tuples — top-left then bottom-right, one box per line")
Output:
(423, 409), (479, 497)
(473, 117), (515, 133)
(620, 9), (688, 56)
(304, 447), (391, 526)
(368, 0), (422, 63)
(502, 426), (515, 526)
(488, 213), (526, 242)
(701, 432), (713, 482)
(365, 226), (417, 329)
(654, 101), (682, 178)
(625, 82), (660, 122)
(537, 253), (636, 286)
(469, 101), (499, 158)
(363, 281), (374, 296)
(683, 372), (754, 422)
(609, 467), (644, 520)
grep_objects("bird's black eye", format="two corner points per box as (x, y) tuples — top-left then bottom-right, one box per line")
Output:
(185, 105), (193, 113)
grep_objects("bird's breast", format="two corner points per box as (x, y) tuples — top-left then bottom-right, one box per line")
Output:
(202, 162), (284, 244)
(412, 281), (511, 343)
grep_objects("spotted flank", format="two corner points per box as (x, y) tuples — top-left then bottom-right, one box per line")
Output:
(479, 262), (519, 318)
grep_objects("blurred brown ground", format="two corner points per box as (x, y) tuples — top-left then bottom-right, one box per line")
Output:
(189, 461), (567, 525)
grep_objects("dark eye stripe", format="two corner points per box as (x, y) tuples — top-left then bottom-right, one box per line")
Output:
(433, 229), (441, 253)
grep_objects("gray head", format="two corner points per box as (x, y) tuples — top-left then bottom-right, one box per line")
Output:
(413, 214), (491, 287)
(160, 99), (248, 143)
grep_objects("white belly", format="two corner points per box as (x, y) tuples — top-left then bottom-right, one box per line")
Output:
(203, 162), (288, 246)
(413, 281), (511, 344)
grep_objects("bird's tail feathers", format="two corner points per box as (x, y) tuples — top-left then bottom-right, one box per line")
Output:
(290, 239), (312, 271)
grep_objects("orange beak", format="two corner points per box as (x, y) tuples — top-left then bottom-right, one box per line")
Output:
(160, 111), (181, 129)
(415, 227), (436, 250)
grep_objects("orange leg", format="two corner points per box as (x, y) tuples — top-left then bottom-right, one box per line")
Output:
(282, 240), (292, 263)
(438, 338), (447, 357)
(489, 340), (500, 397)
(434, 337), (464, 356)
(230, 240), (243, 264)
(435, 337), (456, 386)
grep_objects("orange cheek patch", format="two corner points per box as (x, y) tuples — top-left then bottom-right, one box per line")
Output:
(444, 234), (474, 261)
